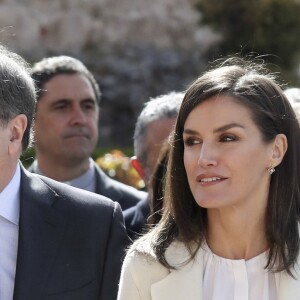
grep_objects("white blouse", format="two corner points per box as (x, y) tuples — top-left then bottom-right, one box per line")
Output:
(203, 244), (278, 300)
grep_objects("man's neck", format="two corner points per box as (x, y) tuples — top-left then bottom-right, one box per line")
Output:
(34, 157), (91, 182)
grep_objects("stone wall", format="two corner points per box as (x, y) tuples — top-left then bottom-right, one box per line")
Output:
(0, 0), (220, 147)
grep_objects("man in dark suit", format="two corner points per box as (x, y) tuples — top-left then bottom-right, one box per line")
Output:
(29, 56), (146, 210)
(124, 92), (183, 239)
(0, 46), (128, 299)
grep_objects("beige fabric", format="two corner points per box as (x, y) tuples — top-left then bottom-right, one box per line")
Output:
(118, 236), (300, 300)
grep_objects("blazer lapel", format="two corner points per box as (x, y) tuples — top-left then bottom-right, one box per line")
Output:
(13, 169), (67, 300)
(151, 242), (203, 300)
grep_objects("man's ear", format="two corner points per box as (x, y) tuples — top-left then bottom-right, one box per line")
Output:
(131, 156), (146, 181)
(8, 114), (27, 155)
(271, 133), (288, 168)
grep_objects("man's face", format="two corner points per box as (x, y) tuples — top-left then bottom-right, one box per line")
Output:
(34, 73), (99, 166)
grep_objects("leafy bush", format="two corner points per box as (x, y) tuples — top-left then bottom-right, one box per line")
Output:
(194, 0), (300, 83)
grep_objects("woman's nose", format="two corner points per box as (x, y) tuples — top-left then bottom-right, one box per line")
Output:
(197, 142), (218, 167)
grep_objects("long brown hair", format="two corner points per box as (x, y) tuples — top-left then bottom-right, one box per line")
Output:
(151, 57), (300, 276)
(148, 142), (170, 225)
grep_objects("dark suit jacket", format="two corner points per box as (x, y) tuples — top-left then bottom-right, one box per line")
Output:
(28, 160), (147, 211)
(93, 162), (147, 210)
(123, 196), (150, 240)
(13, 166), (128, 300)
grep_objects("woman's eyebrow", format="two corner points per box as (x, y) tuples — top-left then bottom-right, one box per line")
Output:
(183, 123), (245, 135)
(213, 122), (245, 133)
(182, 128), (199, 135)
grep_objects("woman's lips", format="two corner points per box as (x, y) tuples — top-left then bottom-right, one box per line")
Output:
(196, 175), (227, 185)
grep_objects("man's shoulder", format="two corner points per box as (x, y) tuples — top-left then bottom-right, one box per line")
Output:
(124, 197), (149, 222)
(123, 197), (150, 239)
(93, 162), (147, 209)
(19, 168), (126, 243)
(22, 167), (117, 212)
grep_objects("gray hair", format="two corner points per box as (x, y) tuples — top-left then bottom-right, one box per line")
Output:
(0, 45), (36, 151)
(31, 55), (101, 105)
(134, 91), (184, 167)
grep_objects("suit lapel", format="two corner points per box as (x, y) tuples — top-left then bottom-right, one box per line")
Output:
(151, 242), (203, 300)
(13, 169), (67, 300)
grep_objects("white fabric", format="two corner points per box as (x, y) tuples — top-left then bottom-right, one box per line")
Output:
(0, 165), (20, 300)
(117, 236), (300, 300)
(203, 243), (277, 300)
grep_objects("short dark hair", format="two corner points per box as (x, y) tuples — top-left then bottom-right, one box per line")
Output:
(0, 45), (36, 151)
(31, 55), (101, 104)
(152, 57), (300, 277)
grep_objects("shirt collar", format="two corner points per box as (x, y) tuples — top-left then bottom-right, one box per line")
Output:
(63, 158), (95, 189)
(0, 165), (21, 225)
(34, 158), (95, 191)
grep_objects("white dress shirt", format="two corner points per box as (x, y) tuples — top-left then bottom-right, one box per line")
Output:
(203, 243), (278, 300)
(0, 165), (20, 300)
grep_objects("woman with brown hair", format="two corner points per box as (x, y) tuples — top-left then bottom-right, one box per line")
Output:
(118, 57), (300, 300)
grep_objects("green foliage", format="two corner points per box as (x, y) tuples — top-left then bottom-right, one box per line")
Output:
(20, 147), (35, 168)
(194, 0), (300, 82)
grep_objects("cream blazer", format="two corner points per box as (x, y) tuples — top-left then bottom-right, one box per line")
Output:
(117, 239), (300, 300)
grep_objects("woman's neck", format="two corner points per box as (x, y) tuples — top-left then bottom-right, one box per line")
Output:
(206, 207), (268, 260)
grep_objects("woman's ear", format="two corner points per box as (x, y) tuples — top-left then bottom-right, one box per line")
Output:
(271, 133), (288, 167)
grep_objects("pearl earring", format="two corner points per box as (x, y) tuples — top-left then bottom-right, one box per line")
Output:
(269, 167), (275, 175)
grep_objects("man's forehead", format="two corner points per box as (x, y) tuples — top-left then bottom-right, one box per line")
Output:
(42, 74), (96, 101)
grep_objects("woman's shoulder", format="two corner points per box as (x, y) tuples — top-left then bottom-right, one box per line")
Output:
(122, 232), (170, 285)
(127, 231), (158, 261)
(127, 231), (197, 268)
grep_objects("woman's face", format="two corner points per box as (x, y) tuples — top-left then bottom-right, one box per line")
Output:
(183, 95), (276, 212)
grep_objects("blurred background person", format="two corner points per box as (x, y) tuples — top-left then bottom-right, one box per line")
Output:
(118, 57), (300, 299)
(29, 55), (146, 210)
(124, 92), (183, 239)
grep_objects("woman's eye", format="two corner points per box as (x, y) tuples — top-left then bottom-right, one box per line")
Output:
(183, 137), (200, 146)
(220, 134), (237, 142)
